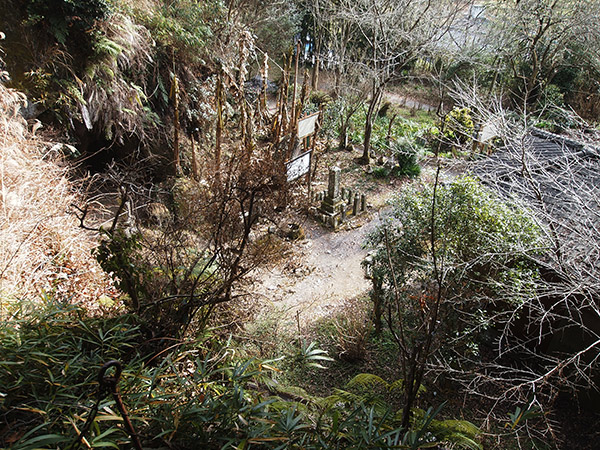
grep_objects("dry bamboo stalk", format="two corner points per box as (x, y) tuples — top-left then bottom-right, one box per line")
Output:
(261, 52), (269, 117)
(215, 71), (223, 180)
(171, 51), (180, 174)
(290, 40), (300, 133)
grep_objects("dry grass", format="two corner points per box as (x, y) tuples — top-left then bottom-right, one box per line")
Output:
(0, 82), (116, 315)
(330, 297), (372, 362)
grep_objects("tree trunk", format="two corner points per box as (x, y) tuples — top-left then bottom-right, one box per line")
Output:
(361, 85), (383, 164)
(400, 345), (422, 430)
(312, 56), (319, 91)
(338, 113), (349, 150)
(361, 116), (373, 164)
(334, 67), (341, 98)
(372, 276), (383, 334)
(386, 113), (397, 147)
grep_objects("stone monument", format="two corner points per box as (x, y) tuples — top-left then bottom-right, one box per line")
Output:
(316, 166), (368, 228)
(318, 166), (344, 227)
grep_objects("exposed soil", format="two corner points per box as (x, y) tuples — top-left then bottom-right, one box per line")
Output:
(250, 212), (378, 331)
(248, 75), (439, 329)
(247, 147), (412, 330)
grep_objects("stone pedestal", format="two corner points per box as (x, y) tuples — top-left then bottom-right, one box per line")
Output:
(317, 167), (368, 228)
(318, 167), (344, 227)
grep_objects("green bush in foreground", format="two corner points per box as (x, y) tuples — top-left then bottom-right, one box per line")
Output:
(0, 297), (144, 449)
(364, 176), (545, 428)
(1, 298), (482, 449)
(365, 176), (545, 346)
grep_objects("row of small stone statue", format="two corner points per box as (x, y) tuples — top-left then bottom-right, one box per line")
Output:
(315, 167), (367, 228)
(314, 188), (366, 216)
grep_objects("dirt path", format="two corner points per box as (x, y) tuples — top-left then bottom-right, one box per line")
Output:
(251, 213), (382, 330)
(249, 74), (435, 330)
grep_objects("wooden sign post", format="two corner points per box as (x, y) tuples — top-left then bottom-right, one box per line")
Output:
(285, 111), (320, 209)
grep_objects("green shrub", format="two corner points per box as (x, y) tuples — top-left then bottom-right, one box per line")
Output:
(539, 84), (565, 109)
(349, 103), (368, 144)
(442, 107), (474, 147)
(309, 89), (332, 106)
(136, 0), (219, 63)
(26, 0), (111, 44)
(373, 166), (390, 178)
(390, 138), (421, 177)
(533, 84), (576, 132)
(394, 161), (421, 177)
(0, 298), (144, 449)
(1, 296), (482, 449)
(364, 177), (545, 357)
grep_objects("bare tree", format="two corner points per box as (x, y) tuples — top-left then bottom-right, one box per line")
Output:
(84, 25), (289, 339)
(440, 82), (600, 439)
(484, 0), (600, 110)
(331, 0), (467, 164)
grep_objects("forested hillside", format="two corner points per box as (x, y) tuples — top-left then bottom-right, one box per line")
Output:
(1, 1), (600, 448)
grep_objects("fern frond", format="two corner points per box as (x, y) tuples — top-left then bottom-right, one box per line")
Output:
(95, 36), (124, 59)
(389, 378), (404, 392)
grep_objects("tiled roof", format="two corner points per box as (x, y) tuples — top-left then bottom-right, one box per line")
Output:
(472, 127), (600, 273)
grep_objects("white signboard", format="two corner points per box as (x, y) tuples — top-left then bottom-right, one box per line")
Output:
(297, 112), (320, 139)
(286, 151), (311, 182)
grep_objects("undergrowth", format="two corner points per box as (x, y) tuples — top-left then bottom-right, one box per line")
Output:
(0, 297), (483, 449)
(0, 298), (144, 448)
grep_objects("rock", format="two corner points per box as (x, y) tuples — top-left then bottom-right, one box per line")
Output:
(286, 223), (305, 241)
